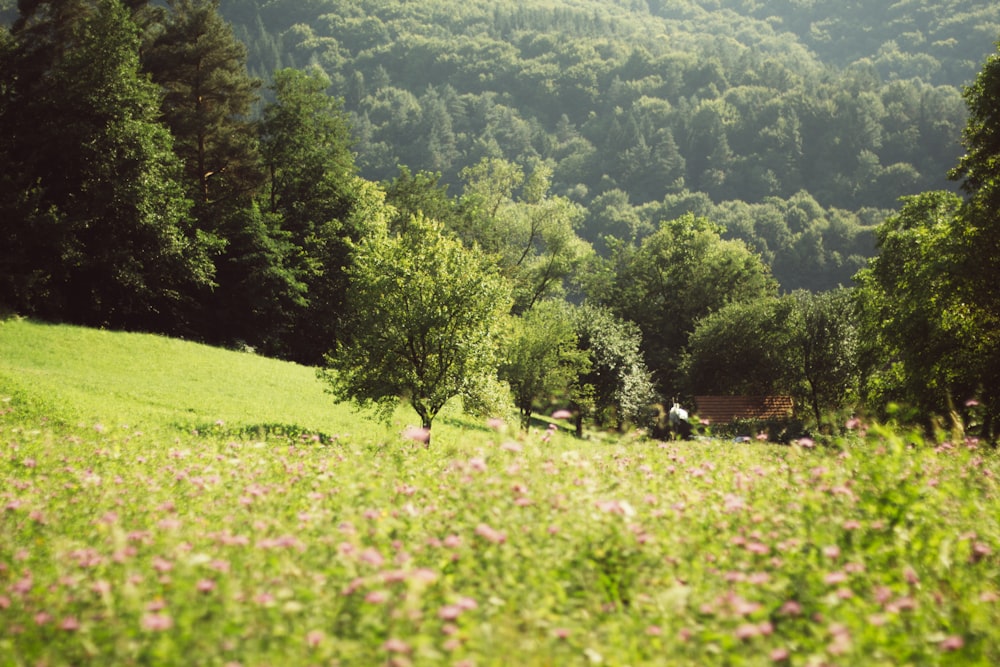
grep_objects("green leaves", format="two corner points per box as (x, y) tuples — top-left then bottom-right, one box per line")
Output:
(855, 191), (995, 433)
(596, 213), (776, 396)
(321, 214), (513, 437)
(500, 300), (590, 426)
(0, 0), (215, 331)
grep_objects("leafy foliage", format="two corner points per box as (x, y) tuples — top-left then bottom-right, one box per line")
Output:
(592, 213), (777, 396)
(211, 0), (999, 291)
(0, 0), (216, 331)
(681, 295), (800, 397)
(142, 0), (264, 214)
(855, 192), (996, 435)
(500, 299), (590, 426)
(572, 304), (657, 430)
(320, 214), (513, 436)
(457, 158), (592, 313)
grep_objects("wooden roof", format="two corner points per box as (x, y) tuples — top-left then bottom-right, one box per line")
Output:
(694, 396), (794, 425)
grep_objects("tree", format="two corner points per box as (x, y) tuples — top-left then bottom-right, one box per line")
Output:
(0, 0), (215, 330)
(593, 214), (777, 396)
(500, 300), (590, 428)
(680, 295), (800, 398)
(258, 66), (359, 362)
(681, 290), (860, 430)
(792, 289), (860, 430)
(141, 0), (263, 219)
(383, 166), (462, 235)
(572, 304), (657, 433)
(948, 40), (1000, 436)
(458, 158), (592, 313)
(320, 214), (512, 443)
(854, 191), (992, 434)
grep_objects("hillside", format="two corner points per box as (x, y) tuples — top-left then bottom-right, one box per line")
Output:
(216, 0), (1000, 289)
(0, 317), (450, 443)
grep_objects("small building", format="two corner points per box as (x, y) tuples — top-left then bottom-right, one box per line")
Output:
(694, 395), (794, 425)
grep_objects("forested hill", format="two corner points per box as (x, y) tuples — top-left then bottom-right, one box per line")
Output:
(214, 0), (999, 290)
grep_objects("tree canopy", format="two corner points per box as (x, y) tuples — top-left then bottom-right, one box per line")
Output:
(211, 0), (999, 291)
(320, 214), (512, 439)
(591, 214), (777, 397)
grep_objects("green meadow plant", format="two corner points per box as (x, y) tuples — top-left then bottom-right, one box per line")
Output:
(1, 321), (998, 665)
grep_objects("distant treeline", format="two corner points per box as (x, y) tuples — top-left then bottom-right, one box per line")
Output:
(213, 0), (999, 290)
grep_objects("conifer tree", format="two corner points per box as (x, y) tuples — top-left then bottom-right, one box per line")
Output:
(0, 0), (215, 330)
(259, 66), (364, 363)
(141, 0), (263, 221)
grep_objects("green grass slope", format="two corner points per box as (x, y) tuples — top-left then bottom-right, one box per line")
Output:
(0, 317), (427, 443)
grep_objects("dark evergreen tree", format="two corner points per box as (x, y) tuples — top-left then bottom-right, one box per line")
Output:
(0, 0), (215, 330)
(140, 0), (266, 342)
(259, 66), (364, 363)
(141, 0), (263, 220)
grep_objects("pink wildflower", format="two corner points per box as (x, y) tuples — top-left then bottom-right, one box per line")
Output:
(551, 409), (573, 420)
(383, 638), (411, 653)
(359, 547), (385, 567)
(770, 647), (790, 662)
(306, 630), (325, 648)
(824, 571), (848, 585)
(365, 590), (389, 604)
(438, 605), (462, 621)
(939, 635), (964, 651)
(486, 418), (505, 430)
(779, 600), (802, 616)
(141, 613), (173, 631)
(402, 426), (430, 444)
(151, 556), (173, 573)
(970, 542), (992, 563)
(196, 579), (216, 593)
(59, 616), (80, 631)
(475, 523), (507, 544)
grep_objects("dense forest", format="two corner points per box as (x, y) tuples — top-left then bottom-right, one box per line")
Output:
(215, 0), (998, 291)
(1, 0), (998, 438)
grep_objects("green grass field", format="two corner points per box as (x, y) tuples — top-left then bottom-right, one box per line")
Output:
(1, 318), (998, 665)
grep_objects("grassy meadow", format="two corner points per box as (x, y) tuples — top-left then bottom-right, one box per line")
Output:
(1, 317), (998, 665)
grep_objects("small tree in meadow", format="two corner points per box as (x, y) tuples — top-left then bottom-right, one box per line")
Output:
(572, 304), (657, 432)
(500, 299), (590, 428)
(320, 213), (512, 443)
